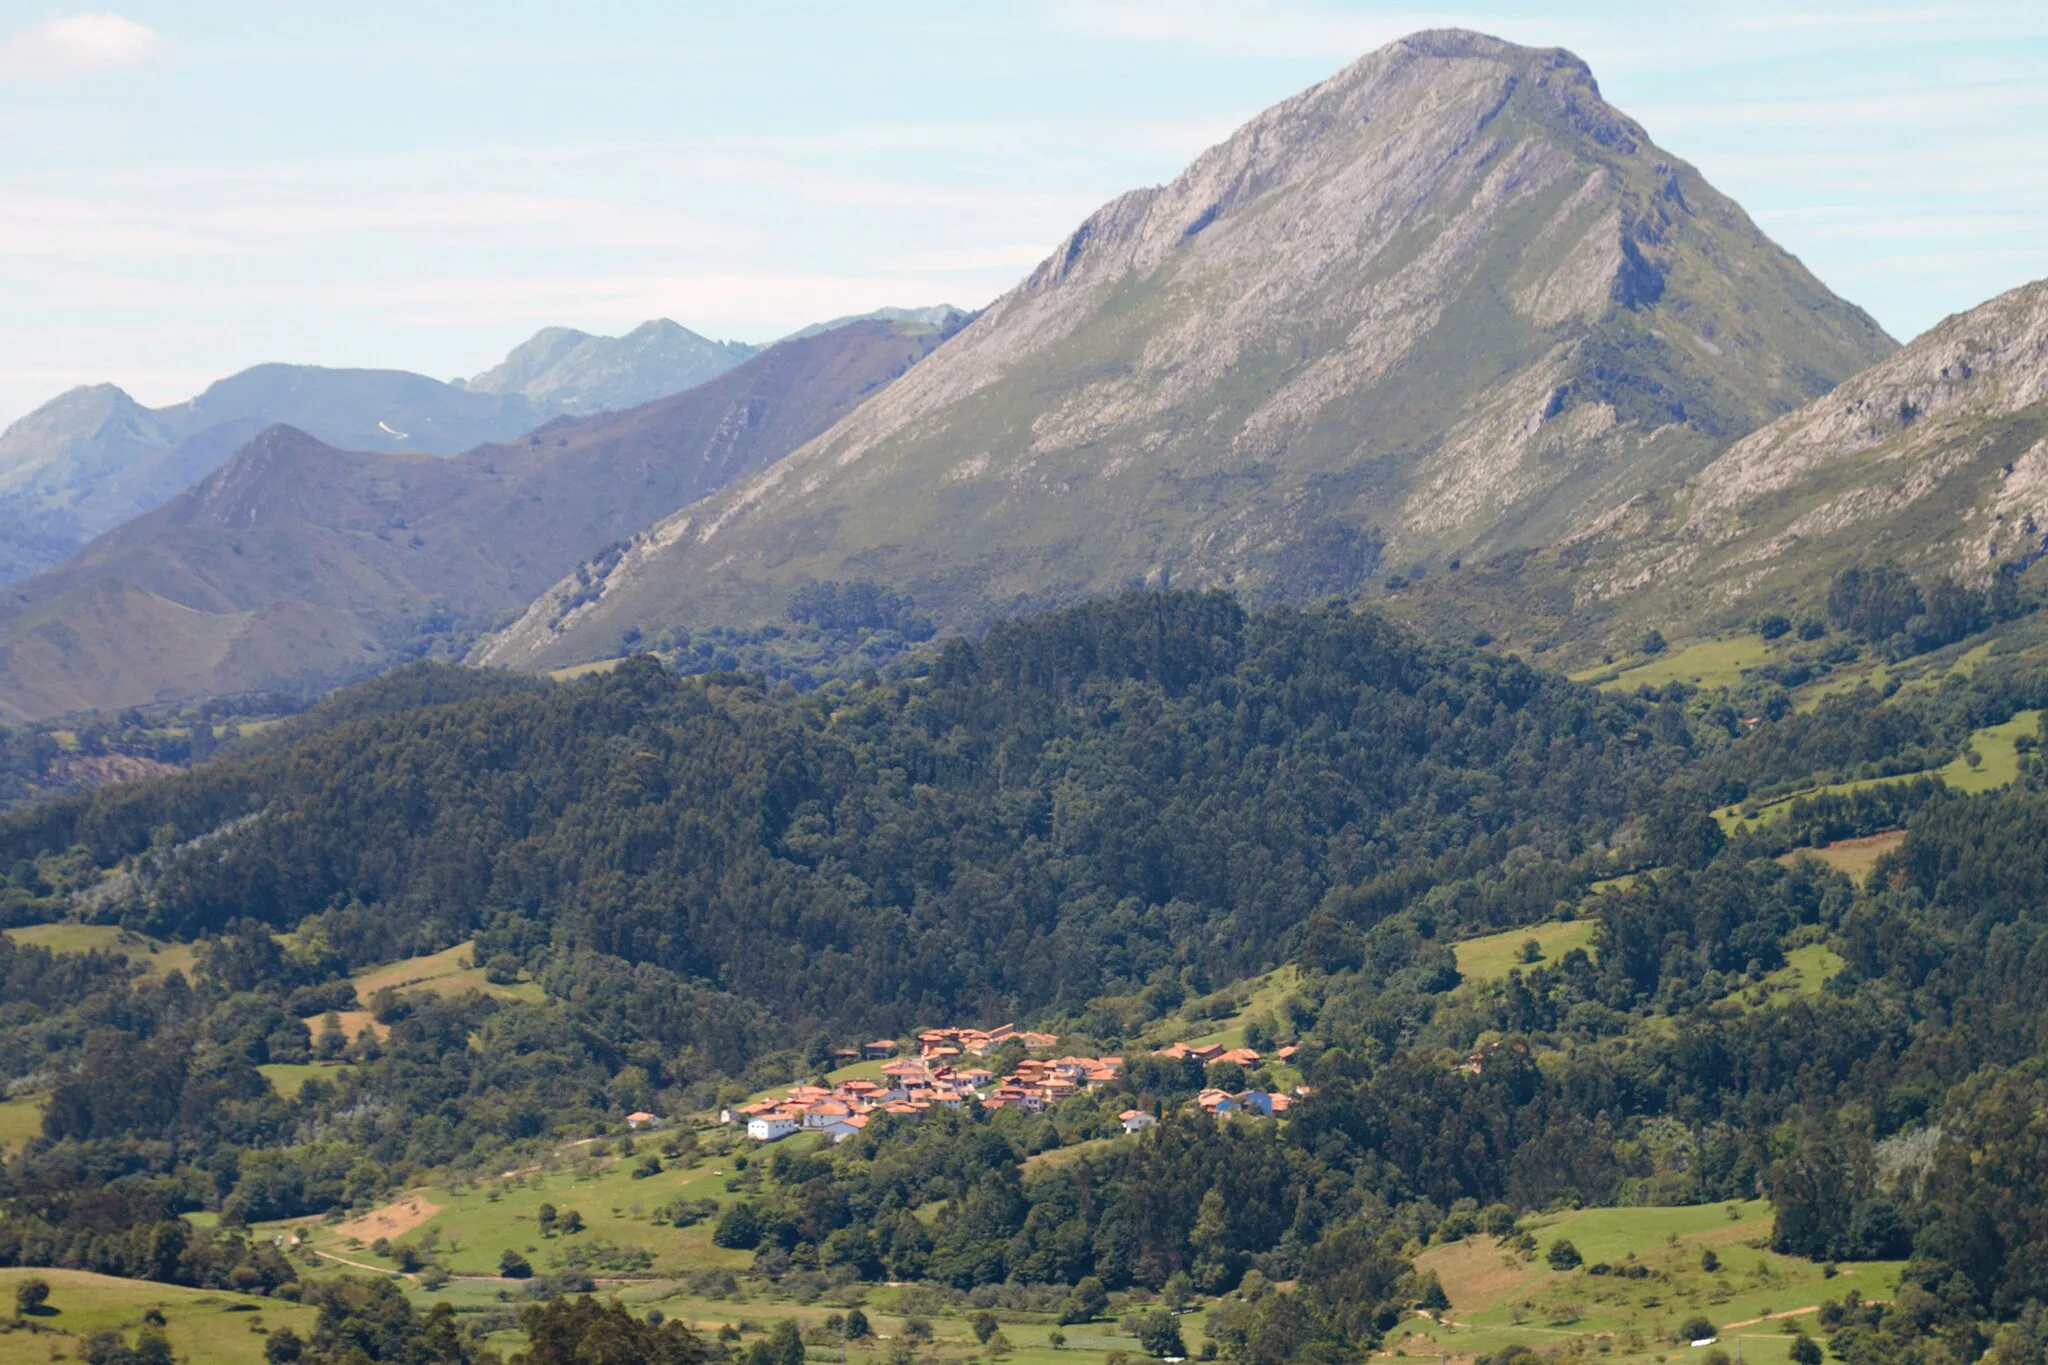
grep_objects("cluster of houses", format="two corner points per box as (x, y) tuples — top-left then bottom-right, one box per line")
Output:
(725, 1028), (1307, 1145)
(978, 1053), (1125, 1111)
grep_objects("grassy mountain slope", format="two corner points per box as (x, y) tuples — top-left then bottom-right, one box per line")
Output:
(0, 320), (951, 720)
(481, 29), (1893, 672)
(1453, 277), (2048, 659)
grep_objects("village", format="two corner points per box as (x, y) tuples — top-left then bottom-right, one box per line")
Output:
(724, 1024), (1308, 1143)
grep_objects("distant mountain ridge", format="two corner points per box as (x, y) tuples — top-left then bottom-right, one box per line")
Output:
(0, 317), (778, 586)
(0, 367), (545, 581)
(0, 319), (955, 720)
(781, 305), (971, 342)
(459, 318), (758, 414)
(477, 29), (1895, 672)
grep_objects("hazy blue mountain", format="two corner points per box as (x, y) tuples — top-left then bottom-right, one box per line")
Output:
(0, 366), (546, 582)
(461, 319), (758, 414)
(781, 305), (970, 342)
(0, 319), (950, 720)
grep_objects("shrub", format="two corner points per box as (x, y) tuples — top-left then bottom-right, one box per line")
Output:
(1546, 1239), (1582, 1270)
(1681, 1315), (1717, 1342)
(498, 1249), (532, 1278)
(14, 1277), (48, 1315)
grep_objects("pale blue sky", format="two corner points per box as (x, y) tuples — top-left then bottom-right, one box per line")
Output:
(2, 1), (2045, 426)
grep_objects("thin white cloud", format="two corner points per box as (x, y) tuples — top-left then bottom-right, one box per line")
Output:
(0, 13), (161, 77)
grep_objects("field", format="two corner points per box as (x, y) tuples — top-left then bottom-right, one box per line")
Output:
(1782, 830), (1905, 883)
(265, 1134), (1208, 1362)
(1586, 636), (1772, 693)
(1453, 920), (1599, 985)
(0, 1268), (318, 1365)
(0, 1098), (44, 1156)
(1, 924), (196, 979)
(257, 1062), (352, 1098)
(1718, 710), (2041, 833)
(1143, 965), (1303, 1052)
(351, 943), (546, 1006)
(1391, 1200), (1901, 1363)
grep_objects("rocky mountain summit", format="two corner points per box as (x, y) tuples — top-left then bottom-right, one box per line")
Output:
(1522, 278), (2048, 645)
(482, 29), (1894, 671)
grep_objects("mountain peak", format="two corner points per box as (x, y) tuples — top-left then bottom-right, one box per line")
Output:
(481, 30), (1896, 671)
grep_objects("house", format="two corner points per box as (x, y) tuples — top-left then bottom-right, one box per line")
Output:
(1196, 1089), (1239, 1115)
(1237, 1090), (1275, 1117)
(1217, 1048), (1261, 1067)
(804, 1100), (853, 1129)
(1019, 1031), (1060, 1049)
(822, 1115), (868, 1143)
(1120, 1110), (1158, 1134)
(747, 1116), (799, 1142)
(1187, 1043), (1226, 1065)
(864, 1039), (899, 1060)
(626, 1111), (659, 1130)
(1274, 1045), (1299, 1062)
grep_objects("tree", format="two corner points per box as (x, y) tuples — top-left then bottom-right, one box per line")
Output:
(499, 1248), (533, 1278)
(754, 1318), (805, 1365)
(1419, 1272), (1451, 1312)
(560, 1209), (585, 1235)
(14, 1277), (48, 1316)
(843, 1307), (870, 1340)
(264, 1327), (304, 1363)
(1640, 629), (1667, 656)
(713, 1202), (762, 1250)
(972, 1311), (1000, 1344)
(1136, 1312), (1186, 1359)
(1061, 1276), (1109, 1324)
(518, 1296), (712, 1364)
(314, 1012), (346, 1061)
(1680, 1316), (1717, 1343)
(1789, 1335), (1823, 1365)
(1546, 1239), (1582, 1271)
(537, 1202), (558, 1237)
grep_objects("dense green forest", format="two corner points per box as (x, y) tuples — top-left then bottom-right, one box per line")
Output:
(0, 592), (2045, 1362)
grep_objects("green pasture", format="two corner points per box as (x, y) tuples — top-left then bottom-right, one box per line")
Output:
(0, 1267), (318, 1365)
(1454, 920), (1599, 985)
(1395, 1200), (1901, 1364)
(2, 923), (197, 979)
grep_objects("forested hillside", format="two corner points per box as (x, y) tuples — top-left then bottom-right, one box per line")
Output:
(2, 593), (2048, 1362)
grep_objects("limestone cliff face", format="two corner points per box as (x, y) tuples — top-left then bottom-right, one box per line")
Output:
(1555, 279), (2048, 629)
(479, 29), (1894, 671)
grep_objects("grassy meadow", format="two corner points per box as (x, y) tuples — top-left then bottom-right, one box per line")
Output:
(1392, 1200), (1900, 1363)
(1453, 920), (1599, 985)
(0, 1268), (318, 1365)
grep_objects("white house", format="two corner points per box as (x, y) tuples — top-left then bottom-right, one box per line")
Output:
(1120, 1110), (1159, 1134)
(747, 1116), (799, 1142)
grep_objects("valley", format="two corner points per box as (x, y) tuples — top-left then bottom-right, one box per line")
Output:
(0, 17), (2046, 1365)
